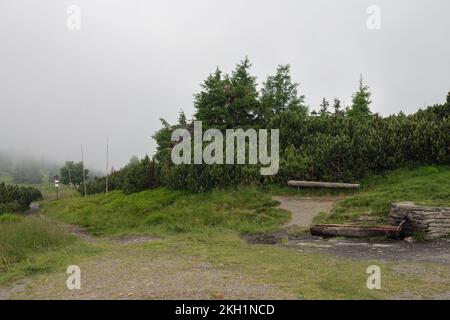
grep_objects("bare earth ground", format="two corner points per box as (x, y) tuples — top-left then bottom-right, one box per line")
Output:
(0, 243), (295, 300)
(1, 197), (450, 299)
(272, 196), (338, 228)
(286, 236), (450, 264)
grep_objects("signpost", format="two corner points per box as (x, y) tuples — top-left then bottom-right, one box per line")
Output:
(53, 175), (60, 200)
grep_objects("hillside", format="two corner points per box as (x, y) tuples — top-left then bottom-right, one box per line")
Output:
(41, 187), (290, 236)
(315, 166), (450, 224)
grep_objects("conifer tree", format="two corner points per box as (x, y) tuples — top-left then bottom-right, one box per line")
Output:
(348, 75), (372, 118)
(260, 64), (307, 120)
(332, 98), (345, 116)
(194, 58), (261, 128)
(319, 98), (330, 116)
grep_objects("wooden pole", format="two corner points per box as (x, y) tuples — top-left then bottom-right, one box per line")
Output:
(105, 137), (109, 194)
(81, 144), (87, 197)
(67, 164), (73, 189)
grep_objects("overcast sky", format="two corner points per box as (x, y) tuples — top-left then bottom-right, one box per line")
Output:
(0, 0), (449, 170)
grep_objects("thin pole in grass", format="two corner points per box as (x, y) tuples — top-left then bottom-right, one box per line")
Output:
(81, 144), (87, 197)
(106, 137), (109, 194)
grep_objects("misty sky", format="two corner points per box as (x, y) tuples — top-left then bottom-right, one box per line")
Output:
(0, 0), (449, 171)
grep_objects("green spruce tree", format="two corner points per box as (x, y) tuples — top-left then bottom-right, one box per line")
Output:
(260, 64), (307, 120)
(332, 98), (345, 116)
(194, 58), (262, 129)
(319, 98), (330, 116)
(348, 75), (372, 118)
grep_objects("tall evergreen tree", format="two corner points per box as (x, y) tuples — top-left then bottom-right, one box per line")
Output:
(332, 98), (345, 116)
(194, 58), (261, 128)
(178, 109), (187, 125)
(227, 57), (261, 127)
(319, 98), (330, 116)
(260, 64), (307, 120)
(348, 75), (372, 118)
(193, 67), (227, 127)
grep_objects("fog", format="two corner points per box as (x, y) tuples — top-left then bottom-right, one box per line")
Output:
(0, 0), (449, 171)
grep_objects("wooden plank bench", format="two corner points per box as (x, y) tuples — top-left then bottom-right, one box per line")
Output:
(288, 180), (360, 189)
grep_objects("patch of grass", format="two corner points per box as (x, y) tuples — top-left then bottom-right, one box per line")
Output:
(0, 215), (97, 283)
(0, 213), (22, 224)
(315, 166), (450, 224)
(144, 233), (450, 299)
(41, 187), (290, 236)
(0, 216), (75, 268)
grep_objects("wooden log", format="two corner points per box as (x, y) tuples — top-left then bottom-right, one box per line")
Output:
(288, 180), (360, 189)
(310, 224), (401, 238)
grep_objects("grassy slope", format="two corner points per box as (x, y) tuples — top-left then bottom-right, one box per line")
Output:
(41, 187), (290, 236)
(315, 166), (450, 224)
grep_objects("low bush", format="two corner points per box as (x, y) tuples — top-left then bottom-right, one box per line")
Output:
(0, 182), (42, 214)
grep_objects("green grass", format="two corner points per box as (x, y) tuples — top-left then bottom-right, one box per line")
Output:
(0, 215), (97, 284)
(315, 166), (450, 224)
(41, 187), (290, 236)
(141, 233), (450, 299)
(0, 213), (22, 223)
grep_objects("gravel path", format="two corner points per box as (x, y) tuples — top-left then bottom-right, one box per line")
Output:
(286, 236), (450, 264)
(0, 245), (295, 300)
(272, 196), (339, 228)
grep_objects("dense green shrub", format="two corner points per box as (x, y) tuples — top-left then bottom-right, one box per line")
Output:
(152, 59), (450, 192)
(0, 182), (42, 214)
(80, 155), (160, 195)
(123, 155), (159, 194)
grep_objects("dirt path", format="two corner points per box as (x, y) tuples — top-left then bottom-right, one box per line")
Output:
(272, 196), (339, 228)
(25, 202), (40, 215)
(285, 236), (450, 264)
(0, 244), (295, 300)
(1, 205), (295, 300)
